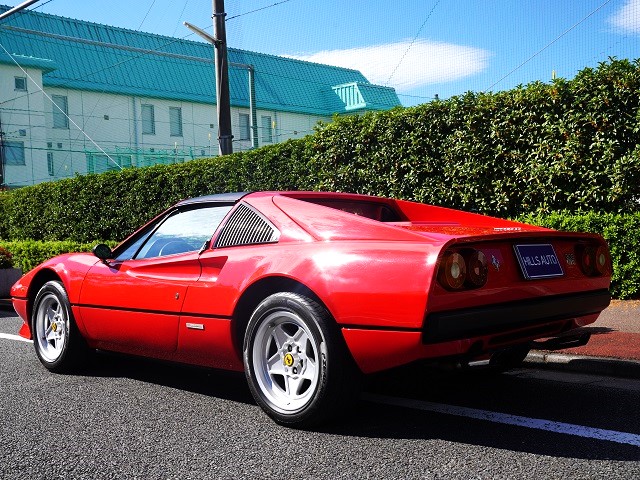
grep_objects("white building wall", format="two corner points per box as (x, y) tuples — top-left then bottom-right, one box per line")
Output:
(0, 65), (48, 187)
(1, 68), (333, 187)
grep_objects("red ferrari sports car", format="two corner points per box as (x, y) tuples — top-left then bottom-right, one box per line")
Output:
(11, 191), (611, 427)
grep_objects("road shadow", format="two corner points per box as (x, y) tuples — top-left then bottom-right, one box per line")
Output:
(0, 306), (16, 318)
(59, 351), (640, 462)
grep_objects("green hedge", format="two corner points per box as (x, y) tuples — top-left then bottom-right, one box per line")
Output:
(0, 240), (118, 272)
(310, 59), (640, 215)
(0, 192), (9, 240)
(518, 212), (640, 299)
(1, 140), (313, 243)
(0, 59), (638, 243)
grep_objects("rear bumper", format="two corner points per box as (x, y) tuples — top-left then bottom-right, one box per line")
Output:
(423, 289), (611, 344)
(342, 289), (610, 374)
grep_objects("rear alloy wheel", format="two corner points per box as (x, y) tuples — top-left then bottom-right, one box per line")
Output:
(32, 280), (87, 373)
(243, 292), (358, 428)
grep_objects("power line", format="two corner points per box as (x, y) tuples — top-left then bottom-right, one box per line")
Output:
(386, 0), (441, 86)
(138, 0), (158, 30)
(485, 0), (614, 92)
(227, 0), (294, 21)
(172, 0), (191, 36)
(0, 40), (123, 171)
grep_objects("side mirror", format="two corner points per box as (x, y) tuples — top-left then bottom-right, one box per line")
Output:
(92, 243), (113, 262)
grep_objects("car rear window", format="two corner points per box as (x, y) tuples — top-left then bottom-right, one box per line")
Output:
(298, 198), (402, 222)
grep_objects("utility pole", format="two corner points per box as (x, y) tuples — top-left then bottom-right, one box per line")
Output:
(212, 0), (233, 155)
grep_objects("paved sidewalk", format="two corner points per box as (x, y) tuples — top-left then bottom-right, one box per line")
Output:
(526, 299), (640, 378)
(2, 297), (638, 377)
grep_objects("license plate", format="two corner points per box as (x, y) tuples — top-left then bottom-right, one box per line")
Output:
(513, 244), (564, 279)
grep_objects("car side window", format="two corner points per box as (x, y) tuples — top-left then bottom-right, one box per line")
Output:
(134, 205), (233, 260)
(114, 224), (155, 261)
(113, 205), (232, 261)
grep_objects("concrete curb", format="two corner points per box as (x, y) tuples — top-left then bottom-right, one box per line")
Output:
(526, 351), (640, 379)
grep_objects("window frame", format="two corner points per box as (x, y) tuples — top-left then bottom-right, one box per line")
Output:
(261, 115), (273, 143)
(141, 104), (155, 135)
(2, 141), (26, 166)
(238, 113), (250, 141)
(52, 94), (69, 129)
(169, 106), (183, 137)
(14, 76), (27, 91)
(47, 151), (54, 176)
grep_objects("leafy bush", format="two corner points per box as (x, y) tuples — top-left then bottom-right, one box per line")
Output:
(518, 212), (640, 299)
(0, 245), (14, 269)
(0, 192), (10, 240)
(4, 139), (313, 243)
(0, 240), (118, 272)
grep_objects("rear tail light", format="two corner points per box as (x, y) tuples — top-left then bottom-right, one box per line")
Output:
(438, 252), (466, 290)
(578, 244), (610, 277)
(467, 250), (488, 287)
(437, 249), (488, 290)
(595, 246), (608, 275)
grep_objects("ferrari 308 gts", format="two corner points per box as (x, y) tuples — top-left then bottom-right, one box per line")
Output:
(11, 191), (611, 427)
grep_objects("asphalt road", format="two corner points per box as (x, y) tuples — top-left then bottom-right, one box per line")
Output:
(1, 311), (639, 479)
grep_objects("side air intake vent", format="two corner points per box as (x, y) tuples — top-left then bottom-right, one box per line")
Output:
(215, 203), (279, 248)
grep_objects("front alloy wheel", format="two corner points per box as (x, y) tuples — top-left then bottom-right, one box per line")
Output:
(32, 280), (87, 372)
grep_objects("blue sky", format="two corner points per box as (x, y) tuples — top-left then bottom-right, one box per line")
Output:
(18, 0), (640, 105)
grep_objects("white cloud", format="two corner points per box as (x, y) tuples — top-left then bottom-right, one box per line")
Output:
(610, 0), (640, 33)
(285, 39), (490, 92)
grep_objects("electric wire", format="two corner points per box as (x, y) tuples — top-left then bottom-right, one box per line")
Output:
(0, 40), (122, 170)
(138, 0), (158, 30)
(227, 0), (294, 21)
(385, 0), (441, 86)
(485, 0), (614, 92)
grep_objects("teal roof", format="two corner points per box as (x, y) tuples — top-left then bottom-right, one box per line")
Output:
(0, 5), (400, 115)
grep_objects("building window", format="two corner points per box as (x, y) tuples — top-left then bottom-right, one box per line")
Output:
(141, 104), (155, 135)
(2, 141), (25, 165)
(261, 115), (273, 143)
(239, 113), (250, 141)
(14, 77), (27, 91)
(169, 107), (182, 136)
(52, 95), (69, 129)
(47, 152), (54, 176)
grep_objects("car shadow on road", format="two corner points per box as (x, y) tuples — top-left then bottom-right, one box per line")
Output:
(0, 307), (17, 319)
(67, 351), (640, 462)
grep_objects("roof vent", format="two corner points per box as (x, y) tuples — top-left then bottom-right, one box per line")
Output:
(215, 203), (279, 248)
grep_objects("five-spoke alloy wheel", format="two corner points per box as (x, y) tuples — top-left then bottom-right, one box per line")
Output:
(243, 292), (358, 428)
(32, 280), (86, 372)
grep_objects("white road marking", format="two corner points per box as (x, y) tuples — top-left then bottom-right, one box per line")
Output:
(364, 393), (640, 447)
(0, 333), (32, 343)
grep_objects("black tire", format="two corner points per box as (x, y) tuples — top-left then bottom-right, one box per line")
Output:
(243, 292), (360, 428)
(31, 280), (89, 373)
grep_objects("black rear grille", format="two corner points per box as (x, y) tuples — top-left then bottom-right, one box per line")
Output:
(215, 203), (279, 248)
(423, 289), (611, 344)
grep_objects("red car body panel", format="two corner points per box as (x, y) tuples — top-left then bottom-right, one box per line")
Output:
(11, 191), (612, 375)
